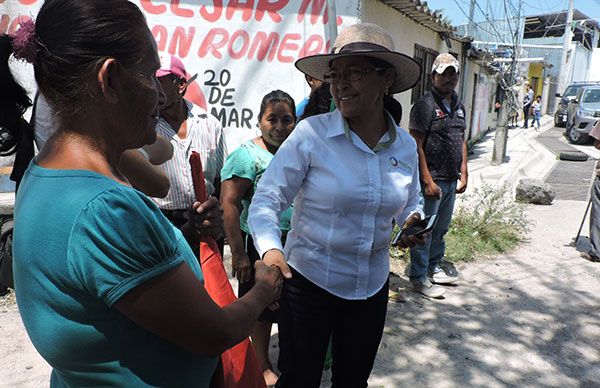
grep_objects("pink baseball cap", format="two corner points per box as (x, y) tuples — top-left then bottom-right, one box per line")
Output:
(156, 54), (197, 84)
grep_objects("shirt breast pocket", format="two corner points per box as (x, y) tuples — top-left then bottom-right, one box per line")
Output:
(385, 167), (413, 213)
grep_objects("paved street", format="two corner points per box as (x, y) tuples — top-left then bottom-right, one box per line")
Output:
(1, 118), (599, 387)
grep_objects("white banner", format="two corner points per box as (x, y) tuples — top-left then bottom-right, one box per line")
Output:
(1, 0), (359, 148)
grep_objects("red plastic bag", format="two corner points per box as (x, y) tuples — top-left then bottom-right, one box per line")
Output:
(189, 151), (266, 388)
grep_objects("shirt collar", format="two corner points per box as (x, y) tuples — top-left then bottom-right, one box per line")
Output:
(431, 88), (459, 113)
(339, 110), (397, 152)
(326, 110), (346, 138)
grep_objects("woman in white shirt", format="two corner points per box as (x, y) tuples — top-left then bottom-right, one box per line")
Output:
(248, 23), (424, 387)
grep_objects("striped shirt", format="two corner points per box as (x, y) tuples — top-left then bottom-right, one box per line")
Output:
(152, 100), (227, 210)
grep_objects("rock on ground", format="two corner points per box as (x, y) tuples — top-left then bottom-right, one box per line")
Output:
(515, 178), (555, 205)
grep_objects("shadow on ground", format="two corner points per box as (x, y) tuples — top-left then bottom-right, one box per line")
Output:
(366, 201), (600, 387)
(266, 201), (600, 387)
(373, 257), (600, 387)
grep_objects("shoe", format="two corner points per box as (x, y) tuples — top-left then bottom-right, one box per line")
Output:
(429, 269), (459, 284)
(412, 279), (445, 298)
(0, 285), (9, 297)
(581, 252), (600, 263)
(388, 289), (407, 303)
(430, 262), (460, 284)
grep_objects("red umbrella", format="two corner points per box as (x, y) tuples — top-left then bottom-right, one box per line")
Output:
(189, 151), (267, 388)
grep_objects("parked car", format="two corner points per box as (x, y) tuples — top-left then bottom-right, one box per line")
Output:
(565, 85), (600, 144)
(555, 81), (600, 127)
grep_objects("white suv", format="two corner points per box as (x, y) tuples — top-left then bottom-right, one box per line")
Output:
(565, 86), (600, 144)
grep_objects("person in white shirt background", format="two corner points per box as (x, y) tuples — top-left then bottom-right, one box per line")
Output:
(248, 23), (425, 388)
(152, 54), (227, 254)
(532, 95), (542, 130)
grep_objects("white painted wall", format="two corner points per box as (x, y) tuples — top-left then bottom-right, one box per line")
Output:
(571, 42), (590, 83)
(588, 49), (600, 82)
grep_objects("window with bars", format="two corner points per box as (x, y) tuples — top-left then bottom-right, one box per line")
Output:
(412, 44), (439, 104)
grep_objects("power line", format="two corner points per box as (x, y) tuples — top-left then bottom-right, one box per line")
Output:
(524, 0), (564, 12)
(502, 0), (516, 46)
(473, 0), (512, 41)
(451, 0), (506, 38)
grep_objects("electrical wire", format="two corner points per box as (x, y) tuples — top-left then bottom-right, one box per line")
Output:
(524, 0), (564, 12)
(451, 0), (504, 38)
(474, 0), (510, 40)
(502, 0), (516, 46)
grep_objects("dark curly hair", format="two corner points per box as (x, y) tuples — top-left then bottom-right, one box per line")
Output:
(0, 35), (31, 156)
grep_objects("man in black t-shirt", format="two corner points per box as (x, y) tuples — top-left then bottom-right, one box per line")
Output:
(408, 53), (468, 298)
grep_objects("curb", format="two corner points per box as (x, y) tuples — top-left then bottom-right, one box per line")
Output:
(465, 116), (557, 195)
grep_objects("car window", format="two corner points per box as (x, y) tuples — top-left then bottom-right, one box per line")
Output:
(582, 89), (600, 103)
(564, 85), (579, 98)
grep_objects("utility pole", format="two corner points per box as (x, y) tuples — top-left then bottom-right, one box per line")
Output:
(491, 79), (510, 165)
(557, 0), (574, 95)
(492, 0), (523, 165)
(468, 0), (476, 37)
(459, 0), (477, 103)
(325, 0), (338, 48)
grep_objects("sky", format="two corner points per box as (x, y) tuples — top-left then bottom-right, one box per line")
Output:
(424, 0), (600, 27)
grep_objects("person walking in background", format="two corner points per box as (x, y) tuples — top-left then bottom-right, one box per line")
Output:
(522, 83), (534, 128)
(408, 53), (468, 298)
(249, 23), (425, 387)
(153, 54), (228, 254)
(221, 90), (296, 386)
(8, 1), (283, 386)
(532, 95), (542, 130)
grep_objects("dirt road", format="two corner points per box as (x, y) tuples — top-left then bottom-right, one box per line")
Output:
(366, 200), (600, 387)
(1, 200), (599, 387)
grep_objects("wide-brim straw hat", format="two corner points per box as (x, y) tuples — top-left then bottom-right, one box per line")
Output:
(295, 23), (421, 94)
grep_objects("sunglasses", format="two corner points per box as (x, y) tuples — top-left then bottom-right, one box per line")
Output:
(323, 67), (384, 83)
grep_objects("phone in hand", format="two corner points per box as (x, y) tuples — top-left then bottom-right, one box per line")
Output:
(391, 214), (438, 245)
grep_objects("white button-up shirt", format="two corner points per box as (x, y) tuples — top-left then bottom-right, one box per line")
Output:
(248, 110), (423, 300)
(152, 101), (227, 209)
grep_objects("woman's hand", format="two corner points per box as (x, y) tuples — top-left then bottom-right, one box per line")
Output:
(397, 213), (427, 248)
(262, 249), (292, 279)
(231, 252), (252, 284)
(254, 260), (284, 310)
(184, 197), (224, 240)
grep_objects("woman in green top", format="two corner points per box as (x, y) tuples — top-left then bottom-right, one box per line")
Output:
(221, 90), (296, 386)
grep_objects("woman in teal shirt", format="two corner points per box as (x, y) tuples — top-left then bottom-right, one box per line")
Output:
(221, 90), (296, 386)
(7, 1), (282, 386)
